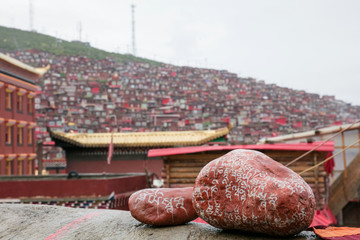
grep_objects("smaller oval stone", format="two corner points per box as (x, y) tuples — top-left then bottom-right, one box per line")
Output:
(129, 187), (197, 226)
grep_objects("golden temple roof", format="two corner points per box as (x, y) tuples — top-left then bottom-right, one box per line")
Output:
(50, 127), (230, 148)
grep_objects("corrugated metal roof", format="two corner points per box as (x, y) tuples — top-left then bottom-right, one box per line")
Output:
(50, 127), (230, 148)
(258, 122), (360, 144)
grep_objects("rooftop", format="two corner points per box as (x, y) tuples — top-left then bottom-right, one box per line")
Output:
(50, 127), (230, 148)
(0, 52), (49, 76)
(258, 122), (360, 143)
(147, 141), (335, 157)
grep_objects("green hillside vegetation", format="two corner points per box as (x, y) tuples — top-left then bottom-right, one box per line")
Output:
(0, 25), (161, 65)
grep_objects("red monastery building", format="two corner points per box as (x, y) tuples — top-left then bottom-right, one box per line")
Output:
(0, 52), (48, 175)
(49, 127), (230, 176)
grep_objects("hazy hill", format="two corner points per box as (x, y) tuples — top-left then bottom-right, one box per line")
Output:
(0, 25), (160, 65)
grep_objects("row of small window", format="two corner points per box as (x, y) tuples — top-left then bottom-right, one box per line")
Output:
(4, 91), (34, 114)
(4, 126), (33, 146)
(1, 159), (34, 176)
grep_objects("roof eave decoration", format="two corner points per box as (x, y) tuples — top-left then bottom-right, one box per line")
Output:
(49, 127), (230, 148)
(34, 65), (50, 76)
(0, 52), (50, 76)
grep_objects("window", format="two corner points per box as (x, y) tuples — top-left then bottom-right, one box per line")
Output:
(28, 97), (34, 114)
(18, 160), (23, 176)
(17, 94), (23, 112)
(6, 161), (11, 176)
(28, 128), (33, 145)
(5, 92), (12, 110)
(28, 160), (33, 175)
(5, 126), (12, 145)
(17, 127), (23, 145)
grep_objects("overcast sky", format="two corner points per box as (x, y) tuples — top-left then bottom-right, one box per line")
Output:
(1, 0), (360, 105)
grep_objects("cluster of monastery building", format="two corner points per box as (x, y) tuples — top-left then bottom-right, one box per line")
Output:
(2, 49), (360, 173)
(5, 49), (359, 143)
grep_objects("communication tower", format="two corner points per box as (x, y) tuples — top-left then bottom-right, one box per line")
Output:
(131, 4), (136, 56)
(29, 0), (34, 31)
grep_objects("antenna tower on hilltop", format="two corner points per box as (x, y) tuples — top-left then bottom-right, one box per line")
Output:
(29, 0), (34, 31)
(131, 4), (136, 56)
(78, 22), (82, 41)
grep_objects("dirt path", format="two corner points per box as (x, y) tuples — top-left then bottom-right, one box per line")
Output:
(0, 204), (316, 240)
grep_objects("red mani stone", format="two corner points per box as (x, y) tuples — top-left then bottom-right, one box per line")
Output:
(129, 187), (197, 226)
(192, 149), (315, 236)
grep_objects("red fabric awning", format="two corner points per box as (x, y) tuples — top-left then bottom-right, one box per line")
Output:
(91, 87), (100, 93)
(275, 117), (287, 125)
(324, 151), (335, 175)
(310, 206), (337, 228)
(313, 227), (360, 239)
(147, 142), (335, 158)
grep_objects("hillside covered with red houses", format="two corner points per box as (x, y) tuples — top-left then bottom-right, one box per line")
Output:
(2, 49), (360, 149)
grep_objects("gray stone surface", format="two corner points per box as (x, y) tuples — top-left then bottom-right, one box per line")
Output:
(0, 204), (317, 240)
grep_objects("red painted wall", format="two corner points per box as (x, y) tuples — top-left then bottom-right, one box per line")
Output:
(0, 122), (3, 155)
(0, 174), (148, 199)
(0, 159), (3, 175)
(67, 157), (163, 177)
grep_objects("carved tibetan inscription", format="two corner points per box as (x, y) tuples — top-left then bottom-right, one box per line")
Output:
(129, 187), (197, 226)
(192, 149), (315, 236)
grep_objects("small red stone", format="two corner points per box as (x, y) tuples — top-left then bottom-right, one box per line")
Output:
(129, 187), (197, 226)
(192, 149), (315, 236)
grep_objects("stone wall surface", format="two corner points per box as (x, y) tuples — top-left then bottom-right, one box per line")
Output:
(0, 204), (316, 240)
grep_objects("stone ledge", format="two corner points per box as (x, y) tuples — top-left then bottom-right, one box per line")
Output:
(0, 204), (316, 240)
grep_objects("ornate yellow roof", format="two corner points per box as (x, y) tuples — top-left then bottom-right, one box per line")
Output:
(50, 127), (230, 148)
